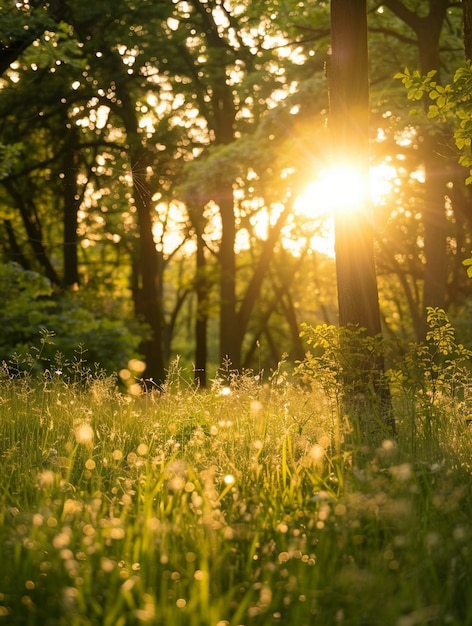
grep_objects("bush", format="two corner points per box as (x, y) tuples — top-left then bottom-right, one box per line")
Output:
(0, 262), (147, 375)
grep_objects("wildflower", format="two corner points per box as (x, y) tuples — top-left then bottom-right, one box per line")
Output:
(75, 423), (94, 446)
(38, 470), (55, 489)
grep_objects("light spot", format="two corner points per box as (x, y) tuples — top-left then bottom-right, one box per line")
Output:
(75, 423), (94, 445)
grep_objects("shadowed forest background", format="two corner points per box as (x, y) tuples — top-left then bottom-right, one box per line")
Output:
(1, 0), (472, 387)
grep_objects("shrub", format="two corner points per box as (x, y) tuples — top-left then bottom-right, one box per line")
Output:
(0, 262), (147, 375)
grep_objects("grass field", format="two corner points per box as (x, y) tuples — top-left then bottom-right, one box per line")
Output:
(1, 325), (472, 625)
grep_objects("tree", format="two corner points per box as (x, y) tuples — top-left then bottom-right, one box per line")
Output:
(329, 0), (394, 435)
(465, 0), (472, 61)
(380, 1), (459, 337)
(0, 0), (67, 76)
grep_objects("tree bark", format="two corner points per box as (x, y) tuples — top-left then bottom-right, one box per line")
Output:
(384, 0), (450, 339)
(330, 0), (382, 336)
(113, 65), (166, 384)
(128, 141), (165, 385)
(4, 182), (61, 287)
(464, 0), (472, 61)
(194, 227), (208, 387)
(62, 127), (80, 289)
(329, 0), (395, 437)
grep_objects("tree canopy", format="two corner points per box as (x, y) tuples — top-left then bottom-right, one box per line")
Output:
(1, 0), (471, 387)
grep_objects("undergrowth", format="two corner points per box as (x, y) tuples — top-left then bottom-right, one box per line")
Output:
(1, 309), (472, 625)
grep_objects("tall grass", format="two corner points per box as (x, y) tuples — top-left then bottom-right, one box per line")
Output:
(1, 314), (472, 625)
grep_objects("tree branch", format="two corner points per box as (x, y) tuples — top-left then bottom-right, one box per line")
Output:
(382, 0), (421, 32)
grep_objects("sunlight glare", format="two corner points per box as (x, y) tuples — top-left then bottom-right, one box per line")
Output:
(301, 164), (368, 215)
(293, 161), (397, 257)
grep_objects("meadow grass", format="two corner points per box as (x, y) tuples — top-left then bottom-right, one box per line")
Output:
(1, 345), (472, 626)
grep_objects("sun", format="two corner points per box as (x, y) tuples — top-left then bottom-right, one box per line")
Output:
(293, 161), (396, 256)
(303, 164), (369, 214)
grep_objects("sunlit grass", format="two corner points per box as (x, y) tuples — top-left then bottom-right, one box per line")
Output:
(1, 347), (472, 625)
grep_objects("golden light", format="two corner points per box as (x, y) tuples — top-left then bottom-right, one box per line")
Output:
(297, 163), (369, 217)
(293, 161), (397, 257)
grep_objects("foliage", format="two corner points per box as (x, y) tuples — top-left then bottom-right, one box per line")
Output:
(0, 263), (146, 375)
(1, 0), (471, 375)
(396, 65), (472, 179)
(296, 321), (394, 445)
(297, 307), (472, 452)
(297, 323), (385, 405)
(1, 342), (472, 624)
(396, 64), (472, 288)
(389, 307), (472, 452)
(0, 142), (23, 182)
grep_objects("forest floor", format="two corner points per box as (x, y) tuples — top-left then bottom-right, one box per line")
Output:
(1, 357), (472, 625)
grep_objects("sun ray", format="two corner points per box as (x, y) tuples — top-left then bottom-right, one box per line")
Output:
(293, 161), (397, 256)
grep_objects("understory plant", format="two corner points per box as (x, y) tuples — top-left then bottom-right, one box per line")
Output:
(296, 307), (472, 456)
(1, 313), (472, 625)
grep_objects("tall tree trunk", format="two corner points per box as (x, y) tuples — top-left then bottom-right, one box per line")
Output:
(5, 182), (61, 286)
(416, 3), (449, 338)
(218, 191), (238, 367)
(330, 0), (382, 335)
(383, 1), (450, 338)
(129, 141), (165, 385)
(103, 46), (165, 384)
(464, 0), (472, 61)
(62, 127), (80, 289)
(194, 227), (208, 387)
(195, 1), (239, 369)
(330, 0), (394, 437)
(420, 138), (448, 335)
(116, 102), (165, 383)
(236, 202), (292, 365)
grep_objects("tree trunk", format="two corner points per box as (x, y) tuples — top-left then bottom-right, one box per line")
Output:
(464, 0), (472, 61)
(383, 0), (450, 339)
(330, 0), (382, 335)
(329, 0), (394, 437)
(62, 127), (80, 289)
(416, 3), (449, 338)
(419, 139), (448, 336)
(129, 142), (165, 385)
(108, 49), (166, 385)
(194, 228), (208, 387)
(5, 182), (61, 287)
(198, 4), (239, 369)
(218, 191), (238, 368)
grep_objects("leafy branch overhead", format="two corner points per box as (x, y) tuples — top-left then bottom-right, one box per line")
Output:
(396, 65), (472, 180)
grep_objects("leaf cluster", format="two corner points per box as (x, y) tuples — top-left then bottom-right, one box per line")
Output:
(396, 64), (472, 179)
(0, 262), (147, 375)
